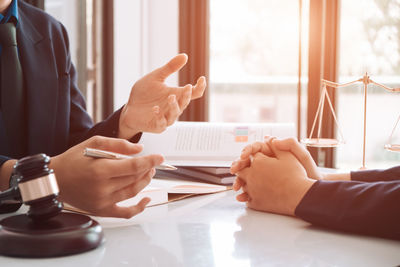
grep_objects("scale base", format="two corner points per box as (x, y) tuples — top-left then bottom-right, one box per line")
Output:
(301, 138), (344, 148)
(0, 212), (104, 258)
(384, 144), (400, 152)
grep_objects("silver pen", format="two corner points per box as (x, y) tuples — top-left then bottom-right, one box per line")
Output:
(83, 147), (177, 170)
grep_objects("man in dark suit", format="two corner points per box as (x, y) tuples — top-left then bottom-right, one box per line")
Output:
(0, 0), (206, 218)
(231, 137), (400, 240)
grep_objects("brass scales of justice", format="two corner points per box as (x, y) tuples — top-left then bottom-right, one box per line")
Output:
(301, 73), (400, 169)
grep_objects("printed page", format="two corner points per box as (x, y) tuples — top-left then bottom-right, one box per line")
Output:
(117, 186), (168, 207)
(151, 177), (229, 194)
(138, 121), (295, 167)
(117, 178), (229, 207)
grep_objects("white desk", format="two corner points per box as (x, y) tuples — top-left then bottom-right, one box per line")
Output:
(1, 190), (399, 266)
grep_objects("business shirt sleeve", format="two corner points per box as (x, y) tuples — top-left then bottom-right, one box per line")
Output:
(295, 179), (400, 240)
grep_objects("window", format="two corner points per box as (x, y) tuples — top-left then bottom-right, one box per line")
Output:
(113, 0), (179, 112)
(336, 0), (400, 169)
(209, 0), (309, 140)
(45, 0), (115, 122)
(45, 0), (94, 117)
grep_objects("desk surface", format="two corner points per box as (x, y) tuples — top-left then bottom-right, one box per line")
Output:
(1, 190), (399, 267)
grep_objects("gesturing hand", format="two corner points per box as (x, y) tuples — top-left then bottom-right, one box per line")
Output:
(50, 136), (164, 218)
(118, 53), (206, 139)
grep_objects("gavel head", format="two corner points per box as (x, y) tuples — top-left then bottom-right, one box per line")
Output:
(15, 154), (63, 221)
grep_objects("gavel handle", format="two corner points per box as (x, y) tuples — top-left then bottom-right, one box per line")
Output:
(0, 186), (22, 214)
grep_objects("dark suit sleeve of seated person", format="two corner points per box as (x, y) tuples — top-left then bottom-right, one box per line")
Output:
(0, 156), (10, 167)
(50, 10), (141, 148)
(15, 1), (141, 159)
(295, 177), (400, 240)
(350, 165), (400, 182)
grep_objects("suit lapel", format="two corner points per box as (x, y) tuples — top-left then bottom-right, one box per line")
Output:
(17, 6), (58, 155)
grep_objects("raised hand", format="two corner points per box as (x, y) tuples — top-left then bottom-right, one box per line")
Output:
(118, 53), (206, 139)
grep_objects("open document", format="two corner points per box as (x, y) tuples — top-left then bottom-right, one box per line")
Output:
(117, 177), (230, 207)
(64, 178), (230, 215)
(137, 121), (295, 167)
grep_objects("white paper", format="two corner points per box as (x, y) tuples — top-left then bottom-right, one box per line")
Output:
(138, 121), (295, 167)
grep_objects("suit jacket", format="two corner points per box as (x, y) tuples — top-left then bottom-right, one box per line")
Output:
(0, 1), (122, 162)
(295, 166), (400, 240)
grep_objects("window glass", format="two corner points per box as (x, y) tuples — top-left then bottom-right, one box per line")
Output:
(337, 0), (400, 169)
(209, 0), (309, 138)
(45, 0), (80, 66)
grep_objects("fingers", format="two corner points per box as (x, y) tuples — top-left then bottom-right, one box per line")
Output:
(236, 192), (249, 202)
(274, 138), (309, 161)
(264, 136), (282, 158)
(237, 167), (251, 182)
(191, 76), (206, 99)
(232, 141), (274, 174)
(178, 84), (193, 112)
(99, 197), (151, 218)
(152, 106), (168, 133)
(264, 136), (277, 154)
(233, 177), (245, 191)
(240, 144), (255, 160)
(150, 53), (188, 81)
(109, 169), (154, 204)
(166, 95), (180, 126)
(274, 137), (319, 177)
(230, 158), (251, 174)
(87, 136), (144, 155)
(109, 168), (156, 193)
(150, 92), (183, 130)
(240, 141), (270, 160)
(100, 154), (164, 178)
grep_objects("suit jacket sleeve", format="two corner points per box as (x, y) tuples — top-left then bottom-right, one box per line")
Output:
(57, 22), (141, 148)
(295, 175), (400, 240)
(350, 165), (400, 182)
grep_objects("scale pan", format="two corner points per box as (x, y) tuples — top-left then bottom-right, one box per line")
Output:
(301, 138), (343, 147)
(384, 144), (400, 152)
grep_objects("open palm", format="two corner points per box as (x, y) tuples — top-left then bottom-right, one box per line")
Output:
(118, 54), (206, 139)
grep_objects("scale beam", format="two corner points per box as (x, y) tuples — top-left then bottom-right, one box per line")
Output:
(302, 73), (400, 169)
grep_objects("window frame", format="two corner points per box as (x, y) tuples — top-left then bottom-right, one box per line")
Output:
(180, 0), (341, 167)
(178, 0), (209, 122)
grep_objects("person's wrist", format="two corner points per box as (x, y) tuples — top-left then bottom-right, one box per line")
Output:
(0, 159), (17, 191)
(317, 171), (327, 180)
(48, 155), (62, 185)
(323, 172), (351, 181)
(48, 155), (67, 202)
(118, 105), (140, 139)
(291, 177), (316, 215)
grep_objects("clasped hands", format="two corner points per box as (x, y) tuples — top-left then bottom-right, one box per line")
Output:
(230, 137), (320, 216)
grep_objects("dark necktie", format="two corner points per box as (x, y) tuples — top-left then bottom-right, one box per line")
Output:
(0, 22), (26, 158)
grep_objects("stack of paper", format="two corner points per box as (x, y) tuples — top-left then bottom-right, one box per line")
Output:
(156, 167), (234, 185)
(138, 121), (295, 184)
